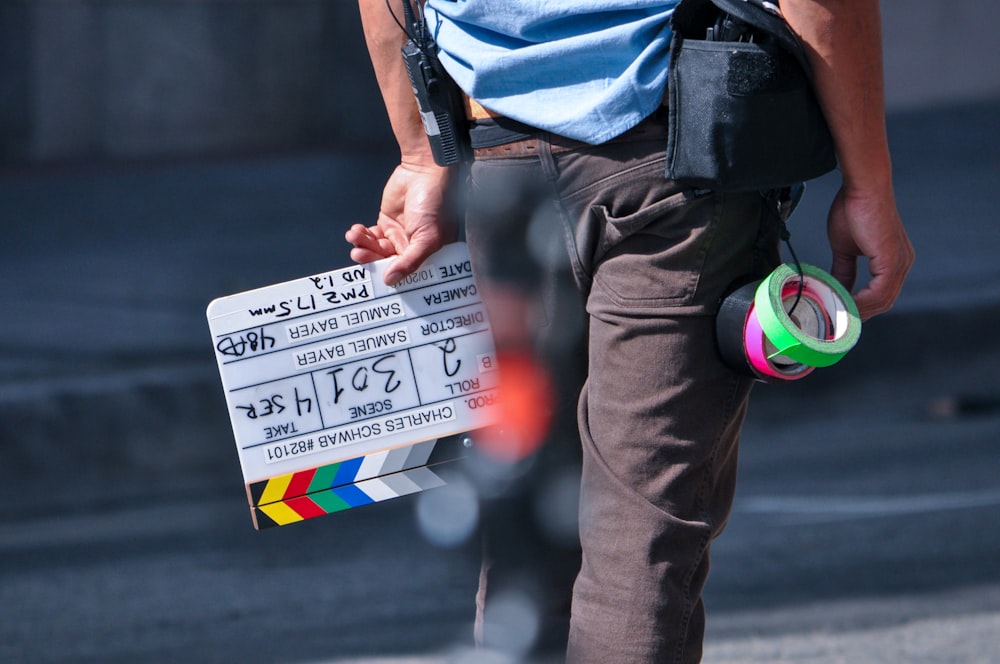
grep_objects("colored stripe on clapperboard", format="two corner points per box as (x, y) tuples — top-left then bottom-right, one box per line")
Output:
(248, 435), (468, 529)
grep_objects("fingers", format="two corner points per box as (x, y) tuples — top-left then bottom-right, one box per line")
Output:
(349, 246), (389, 265)
(852, 278), (903, 320)
(850, 241), (915, 321)
(829, 252), (858, 298)
(345, 223), (381, 251)
(345, 223), (396, 261)
(345, 223), (443, 286)
(829, 239), (914, 321)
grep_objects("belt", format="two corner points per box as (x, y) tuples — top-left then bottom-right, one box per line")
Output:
(465, 94), (670, 161)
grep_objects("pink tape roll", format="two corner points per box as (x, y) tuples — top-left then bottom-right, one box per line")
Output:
(744, 304), (815, 381)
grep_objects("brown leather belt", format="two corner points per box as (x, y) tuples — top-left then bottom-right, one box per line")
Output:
(465, 95), (669, 161)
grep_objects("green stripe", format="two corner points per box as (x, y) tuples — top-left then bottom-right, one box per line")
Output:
(308, 462), (341, 494)
(309, 489), (352, 514)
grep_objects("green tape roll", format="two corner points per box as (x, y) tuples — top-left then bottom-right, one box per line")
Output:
(753, 263), (861, 368)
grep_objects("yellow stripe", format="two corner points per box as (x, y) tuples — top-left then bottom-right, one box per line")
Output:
(259, 473), (293, 506)
(258, 501), (304, 526)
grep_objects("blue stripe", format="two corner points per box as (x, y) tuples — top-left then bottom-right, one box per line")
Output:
(332, 456), (364, 487)
(334, 483), (375, 508)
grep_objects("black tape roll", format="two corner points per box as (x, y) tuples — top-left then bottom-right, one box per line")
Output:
(716, 280), (759, 377)
(717, 277), (817, 383)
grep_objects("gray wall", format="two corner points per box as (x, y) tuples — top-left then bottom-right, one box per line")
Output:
(0, 0), (391, 163)
(880, 0), (1000, 110)
(1, 0), (998, 165)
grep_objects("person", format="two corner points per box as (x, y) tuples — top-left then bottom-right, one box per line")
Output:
(349, 1), (914, 662)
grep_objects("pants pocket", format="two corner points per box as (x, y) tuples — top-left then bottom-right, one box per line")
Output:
(589, 188), (769, 316)
(589, 187), (719, 311)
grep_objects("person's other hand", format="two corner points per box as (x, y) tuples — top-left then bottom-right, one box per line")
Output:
(826, 184), (915, 320)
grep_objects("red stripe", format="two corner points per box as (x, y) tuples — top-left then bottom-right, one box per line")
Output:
(284, 467), (317, 499)
(286, 495), (327, 520)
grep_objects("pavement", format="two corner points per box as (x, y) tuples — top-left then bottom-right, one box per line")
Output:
(1, 99), (999, 662)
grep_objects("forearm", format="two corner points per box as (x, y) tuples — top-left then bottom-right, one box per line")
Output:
(358, 0), (438, 167)
(783, 0), (913, 318)
(781, 0), (893, 193)
(351, 1), (457, 284)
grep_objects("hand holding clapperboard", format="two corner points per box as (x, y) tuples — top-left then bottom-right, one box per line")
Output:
(207, 243), (500, 529)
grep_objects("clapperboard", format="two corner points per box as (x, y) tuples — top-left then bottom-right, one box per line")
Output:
(207, 242), (500, 529)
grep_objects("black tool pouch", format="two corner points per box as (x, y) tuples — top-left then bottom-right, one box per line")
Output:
(666, 0), (837, 191)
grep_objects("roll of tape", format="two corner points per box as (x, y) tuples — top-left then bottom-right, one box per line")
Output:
(753, 263), (861, 368)
(716, 281), (759, 375)
(745, 304), (815, 381)
(751, 281), (832, 379)
(717, 280), (816, 382)
(767, 281), (832, 368)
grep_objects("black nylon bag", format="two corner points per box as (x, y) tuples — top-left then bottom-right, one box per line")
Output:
(665, 0), (837, 191)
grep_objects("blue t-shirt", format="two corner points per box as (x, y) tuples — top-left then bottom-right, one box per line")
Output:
(424, 0), (678, 144)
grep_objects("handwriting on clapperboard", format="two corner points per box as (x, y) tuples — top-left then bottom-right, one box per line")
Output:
(235, 387), (314, 420)
(327, 355), (403, 405)
(216, 327), (276, 357)
(245, 266), (372, 320)
(435, 338), (461, 377)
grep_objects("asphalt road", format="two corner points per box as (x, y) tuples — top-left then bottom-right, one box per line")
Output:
(703, 345), (1000, 664)
(2, 343), (998, 664)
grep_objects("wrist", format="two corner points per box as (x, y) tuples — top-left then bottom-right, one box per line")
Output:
(838, 148), (894, 199)
(399, 153), (455, 177)
(840, 169), (895, 204)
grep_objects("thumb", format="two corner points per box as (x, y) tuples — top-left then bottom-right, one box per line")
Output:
(383, 237), (440, 286)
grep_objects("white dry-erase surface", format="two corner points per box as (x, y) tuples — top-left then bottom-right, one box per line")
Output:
(206, 242), (499, 529)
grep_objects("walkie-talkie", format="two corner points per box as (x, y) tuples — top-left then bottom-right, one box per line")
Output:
(399, 1), (469, 166)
